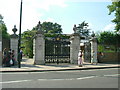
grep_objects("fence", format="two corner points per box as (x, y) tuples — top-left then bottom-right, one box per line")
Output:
(98, 52), (120, 63)
(2, 38), (10, 51)
(97, 44), (120, 63)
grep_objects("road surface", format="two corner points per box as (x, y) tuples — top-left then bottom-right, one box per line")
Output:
(1, 68), (119, 88)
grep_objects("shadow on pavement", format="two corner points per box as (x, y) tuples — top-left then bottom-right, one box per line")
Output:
(21, 64), (43, 68)
(44, 64), (72, 67)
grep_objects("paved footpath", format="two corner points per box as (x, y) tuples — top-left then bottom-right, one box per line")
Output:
(0, 57), (120, 72)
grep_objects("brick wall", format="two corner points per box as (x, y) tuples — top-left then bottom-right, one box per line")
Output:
(99, 52), (120, 63)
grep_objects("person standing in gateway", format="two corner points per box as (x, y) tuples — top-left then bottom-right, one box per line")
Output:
(78, 50), (83, 67)
(20, 49), (23, 61)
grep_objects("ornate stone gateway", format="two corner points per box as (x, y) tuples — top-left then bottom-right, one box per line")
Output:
(45, 37), (70, 64)
(33, 22), (80, 65)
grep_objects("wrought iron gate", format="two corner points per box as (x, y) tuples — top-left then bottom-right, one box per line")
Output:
(84, 42), (91, 63)
(45, 39), (70, 64)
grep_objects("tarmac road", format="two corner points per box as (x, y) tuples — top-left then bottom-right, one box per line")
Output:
(1, 68), (119, 88)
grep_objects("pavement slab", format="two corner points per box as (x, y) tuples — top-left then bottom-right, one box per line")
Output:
(1, 58), (120, 72)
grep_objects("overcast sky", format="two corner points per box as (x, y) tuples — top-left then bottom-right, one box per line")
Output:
(0, 0), (115, 34)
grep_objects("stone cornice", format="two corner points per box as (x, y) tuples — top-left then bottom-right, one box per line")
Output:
(10, 34), (18, 38)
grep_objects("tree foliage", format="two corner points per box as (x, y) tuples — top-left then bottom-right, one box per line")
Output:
(34, 22), (63, 34)
(107, 1), (120, 32)
(42, 22), (62, 34)
(76, 21), (90, 36)
(97, 31), (120, 52)
(21, 21), (63, 58)
(0, 14), (10, 39)
(0, 14), (4, 24)
(97, 31), (120, 45)
(21, 30), (36, 58)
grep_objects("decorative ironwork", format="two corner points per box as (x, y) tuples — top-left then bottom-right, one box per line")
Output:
(84, 42), (91, 63)
(45, 36), (70, 64)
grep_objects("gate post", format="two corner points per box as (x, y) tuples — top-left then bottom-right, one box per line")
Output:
(10, 25), (19, 61)
(0, 32), (2, 66)
(33, 21), (45, 65)
(90, 33), (98, 64)
(70, 25), (80, 64)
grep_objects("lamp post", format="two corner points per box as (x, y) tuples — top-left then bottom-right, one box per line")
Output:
(116, 31), (120, 62)
(18, 0), (23, 68)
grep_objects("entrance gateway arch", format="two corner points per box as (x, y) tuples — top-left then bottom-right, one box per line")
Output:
(33, 22), (98, 65)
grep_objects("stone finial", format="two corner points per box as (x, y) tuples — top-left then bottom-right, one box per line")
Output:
(90, 31), (97, 42)
(12, 25), (17, 35)
(73, 24), (77, 34)
(38, 21), (41, 30)
(36, 21), (44, 34)
(91, 31), (95, 37)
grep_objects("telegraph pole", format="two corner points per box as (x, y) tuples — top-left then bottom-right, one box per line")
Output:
(18, 0), (23, 68)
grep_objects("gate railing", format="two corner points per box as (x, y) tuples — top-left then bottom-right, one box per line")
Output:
(45, 39), (70, 64)
(45, 55), (70, 64)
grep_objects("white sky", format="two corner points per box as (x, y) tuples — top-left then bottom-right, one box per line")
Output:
(0, 0), (68, 34)
(0, 0), (116, 34)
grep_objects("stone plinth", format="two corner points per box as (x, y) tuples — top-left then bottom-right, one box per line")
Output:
(70, 33), (80, 64)
(33, 34), (45, 65)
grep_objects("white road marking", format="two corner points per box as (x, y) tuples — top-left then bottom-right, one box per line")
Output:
(0, 80), (31, 84)
(38, 76), (97, 81)
(77, 76), (97, 80)
(38, 79), (64, 81)
(1, 76), (97, 84)
(1, 72), (48, 75)
(81, 68), (118, 72)
(53, 68), (118, 72)
(103, 74), (120, 77)
(1, 74), (119, 84)
(1, 72), (29, 75)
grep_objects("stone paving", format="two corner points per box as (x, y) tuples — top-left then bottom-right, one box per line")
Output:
(0, 57), (120, 72)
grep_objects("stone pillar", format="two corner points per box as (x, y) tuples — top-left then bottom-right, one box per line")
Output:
(10, 35), (18, 61)
(90, 37), (98, 64)
(70, 33), (80, 64)
(10, 25), (18, 61)
(33, 21), (45, 65)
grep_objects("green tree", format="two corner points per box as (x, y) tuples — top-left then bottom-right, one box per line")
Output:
(41, 22), (62, 34)
(76, 21), (90, 36)
(107, 1), (120, 32)
(97, 31), (120, 52)
(33, 21), (63, 34)
(97, 31), (117, 45)
(21, 21), (63, 58)
(21, 30), (36, 58)
(0, 14), (9, 39)
(0, 14), (4, 24)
